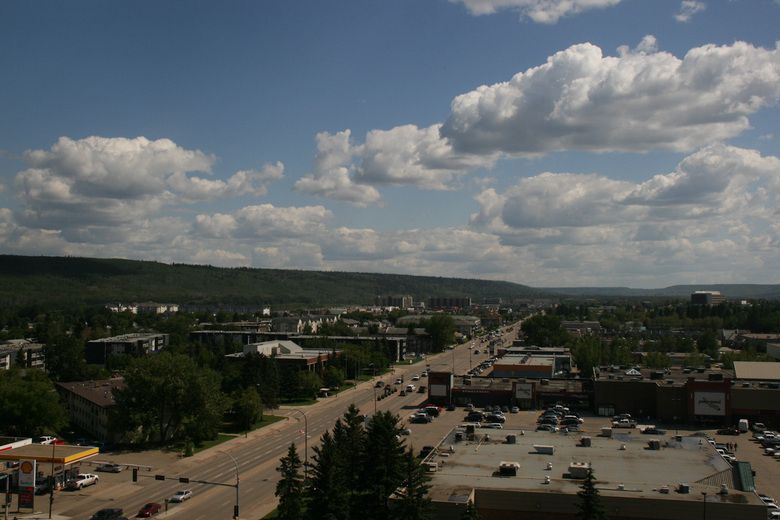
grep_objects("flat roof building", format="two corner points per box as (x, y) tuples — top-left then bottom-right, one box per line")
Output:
(422, 427), (764, 519)
(86, 333), (168, 365)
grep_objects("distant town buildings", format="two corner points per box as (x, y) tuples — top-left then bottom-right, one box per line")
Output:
(0, 339), (45, 371)
(428, 297), (472, 310)
(85, 333), (169, 365)
(375, 294), (414, 309)
(691, 290), (726, 305)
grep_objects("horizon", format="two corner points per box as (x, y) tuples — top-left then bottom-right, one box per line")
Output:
(2, 1), (780, 286)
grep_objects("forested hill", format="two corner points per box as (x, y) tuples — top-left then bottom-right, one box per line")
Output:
(0, 255), (543, 306)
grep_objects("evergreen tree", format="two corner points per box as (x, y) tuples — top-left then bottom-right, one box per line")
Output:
(576, 468), (606, 520)
(307, 431), (349, 520)
(333, 404), (366, 518)
(460, 500), (480, 520)
(360, 411), (406, 520)
(389, 450), (431, 520)
(276, 443), (304, 520)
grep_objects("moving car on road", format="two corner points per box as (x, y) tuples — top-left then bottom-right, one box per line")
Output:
(170, 489), (193, 502)
(137, 502), (162, 517)
(89, 508), (123, 520)
(95, 463), (123, 473)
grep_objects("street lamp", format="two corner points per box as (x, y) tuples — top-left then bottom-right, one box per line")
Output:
(701, 491), (707, 520)
(290, 409), (309, 481)
(218, 450), (240, 520)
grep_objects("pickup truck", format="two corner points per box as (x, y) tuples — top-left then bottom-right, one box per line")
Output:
(66, 473), (99, 490)
(612, 419), (637, 428)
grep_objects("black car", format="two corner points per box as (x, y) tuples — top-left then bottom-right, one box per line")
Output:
(485, 414), (505, 423)
(717, 427), (740, 436)
(419, 446), (435, 458)
(466, 412), (485, 422)
(90, 508), (124, 520)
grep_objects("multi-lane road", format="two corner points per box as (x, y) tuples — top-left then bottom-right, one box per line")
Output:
(37, 324), (518, 520)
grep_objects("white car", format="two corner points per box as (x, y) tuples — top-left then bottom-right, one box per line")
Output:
(66, 473), (99, 490)
(95, 463), (123, 473)
(170, 489), (193, 502)
(411, 375), (420, 381)
(482, 423), (504, 429)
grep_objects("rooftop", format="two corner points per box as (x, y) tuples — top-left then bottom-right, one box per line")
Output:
(56, 378), (125, 407)
(494, 357), (554, 367)
(425, 428), (760, 506)
(87, 333), (166, 343)
(733, 361), (780, 381)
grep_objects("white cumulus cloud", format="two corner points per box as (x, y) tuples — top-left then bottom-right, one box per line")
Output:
(675, 1), (706, 22)
(450, 0), (623, 23)
(442, 39), (780, 155)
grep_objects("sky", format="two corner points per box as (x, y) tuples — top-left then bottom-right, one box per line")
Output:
(1, 0), (780, 288)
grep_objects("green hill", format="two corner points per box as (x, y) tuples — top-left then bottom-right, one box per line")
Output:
(0, 255), (542, 306)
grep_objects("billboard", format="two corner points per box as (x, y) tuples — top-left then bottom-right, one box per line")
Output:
(515, 383), (533, 400)
(430, 384), (448, 397)
(694, 392), (726, 416)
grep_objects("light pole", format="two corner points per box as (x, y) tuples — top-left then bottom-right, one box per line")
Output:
(218, 450), (240, 520)
(290, 409), (309, 481)
(701, 491), (707, 520)
(372, 384), (377, 414)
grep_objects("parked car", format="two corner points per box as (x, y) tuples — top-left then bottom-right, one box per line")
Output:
(169, 489), (193, 503)
(411, 375), (420, 381)
(89, 508), (123, 520)
(417, 385), (427, 393)
(34, 436), (56, 445)
(137, 502), (162, 517)
(612, 419), (637, 428)
(399, 390), (407, 396)
(641, 427), (667, 435)
(482, 423), (503, 429)
(374, 381), (385, 388)
(717, 427), (740, 436)
(95, 463), (123, 473)
(485, 414), (505, 423)
(536, 424), (558, 432)
(510, 406), (519, 413)
(66, 473), (99, 490)
(411, 414), (432, 424)
(419, 446), (435, 458)
(446, 403), (456, 411)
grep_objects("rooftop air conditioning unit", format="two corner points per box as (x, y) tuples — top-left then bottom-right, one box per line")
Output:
(678, 483), (690, 494)
(568, 462), (590, 479)
(499, 461), (520, 476)
(424, 462), (438, 472)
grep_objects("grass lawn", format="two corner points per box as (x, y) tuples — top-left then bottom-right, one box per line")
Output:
(221, 414), (285, 434)
(279, 397), (318, 407)
(171, 414), (286, 455)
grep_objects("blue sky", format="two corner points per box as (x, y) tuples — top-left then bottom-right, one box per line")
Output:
(2, 0), (780, 287)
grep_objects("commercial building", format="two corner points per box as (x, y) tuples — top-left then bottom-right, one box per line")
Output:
(427, 373), (590, 410)
(428, 297), (472, 310)
(691, 291), (726, 305)
(85, 333), (169, 365)
(375, 295), (414, 308)
(421, 427), (763, 520)
(225, 340), (335, 371)
(396, 315), (481, 337)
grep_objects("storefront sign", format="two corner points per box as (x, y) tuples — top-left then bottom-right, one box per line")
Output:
(18, 460), (36, 487)
(694, 391), (726, 416)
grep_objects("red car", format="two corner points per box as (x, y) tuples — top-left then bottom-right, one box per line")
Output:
(137, 502), (161, 517)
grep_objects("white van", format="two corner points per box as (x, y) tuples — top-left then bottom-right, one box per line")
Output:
(738, 418), (749, 433)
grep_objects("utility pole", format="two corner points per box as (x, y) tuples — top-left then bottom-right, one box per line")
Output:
(290, 409), (309, 481)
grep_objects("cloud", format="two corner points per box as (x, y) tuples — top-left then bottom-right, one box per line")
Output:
(441, 39), (780, 155)
(467, 144), (780, 283)
(299, 38), (780, 204)
(193, 203), (333, 240)
(450, 0), (623, 23)
(675, 1), (706, 22)
(293, 130), (382, 206)
(168, 161), (285, 201)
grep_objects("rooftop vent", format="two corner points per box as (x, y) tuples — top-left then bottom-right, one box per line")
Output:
(579, 436), (592, 447)
(659, 486), (670, 494)
(568, 462), (590, 479)
(499, 461), (520, 476)
(678, 483), (690, 494)
(719, 484), (729, 495)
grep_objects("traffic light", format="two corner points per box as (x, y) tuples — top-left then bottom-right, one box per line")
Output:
(132, 468), (138, 482)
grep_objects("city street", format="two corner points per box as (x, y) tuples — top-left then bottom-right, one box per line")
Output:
(20, 325), (518, 520)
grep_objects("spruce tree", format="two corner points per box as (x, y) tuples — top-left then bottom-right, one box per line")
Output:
(389, 450), (431, 520)
(307, 431), (349, 520)
(461, 499), (480, 520)
(360, 410), (406, 520)
(276, 443), (304, 520)
(576, 467), (607, 520)
(333, 404), (366, 518)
